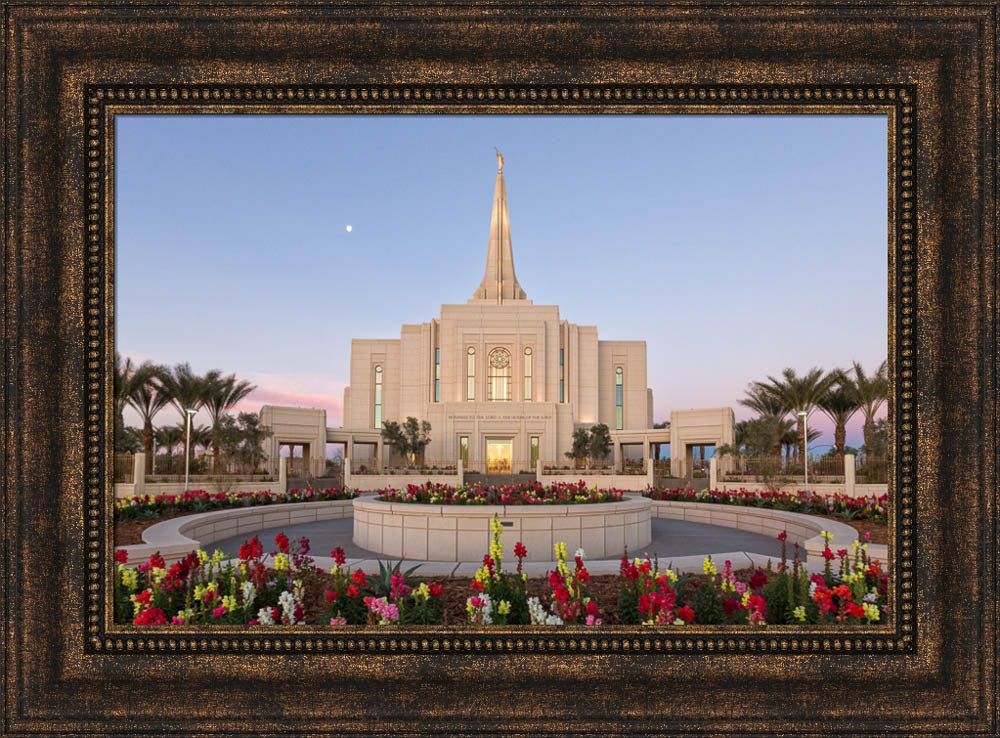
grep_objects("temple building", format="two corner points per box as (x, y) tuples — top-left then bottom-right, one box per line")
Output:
(260, 155), (733, 481)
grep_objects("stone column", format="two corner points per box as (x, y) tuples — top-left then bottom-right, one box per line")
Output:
(457, 458), (464, 486)
(709, 456), (718, 491)
(646, 457), (654, 488)
(613, 440), (622, 473)
(343, 457), (351, 490)
(536, 458), (543, 483)
(376, 437), (384, 473)
(844, 453), (856, 498)
(278, 456), (288, 494)
(133, 452), (146, 497)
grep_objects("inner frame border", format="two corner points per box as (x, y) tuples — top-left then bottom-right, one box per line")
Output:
(85, 84), (914, 657)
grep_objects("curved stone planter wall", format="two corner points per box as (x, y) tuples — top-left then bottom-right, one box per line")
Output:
(353, 496), (652, 562)
(647, 499), (889, 566)
(119, 499), (355, 565)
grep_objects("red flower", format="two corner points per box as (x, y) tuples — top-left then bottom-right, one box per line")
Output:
(845, 602), (865, 618)
(428, 582), (444, 597)
(330, 547), (346, 565)
(275, 533), (290, 554)
(749, 570), (768, 590)
(677, 605), (695, 623)
(822, 548), (835, 561)
(239, 537), (263, 561)
(722, 598), (740, 617)
(836, 549), (849, 559)
(351, 569), (367, 587)
(211, 605), (226, 618)
(777, 531), (787, 542)
(470, 579), (483, 592)
(585, 600), (599, 617)
(114, 549), (128, 565)
(133, 607), (167, 626)
(833, 584), (852, 601)
(346, 584), (360, 598)
(325, 589), (336, 604)
(514, 542), (527, 559)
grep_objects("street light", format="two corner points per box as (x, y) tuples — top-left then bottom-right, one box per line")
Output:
(797, 410), (809, 494)
(184, 407), (197, 492)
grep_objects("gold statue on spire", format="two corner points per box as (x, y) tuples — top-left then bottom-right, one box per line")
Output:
(494, 147), (503, 174)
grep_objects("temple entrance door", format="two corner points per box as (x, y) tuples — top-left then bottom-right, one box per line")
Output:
(486, 439), (513, 474)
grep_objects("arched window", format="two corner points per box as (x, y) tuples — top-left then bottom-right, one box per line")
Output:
(615, 366), (623, 430)
(488, 348), (511, 401)
(523, 347), (532, 401)
(374, 365), (383, 429)
(466, 347), (476, 401)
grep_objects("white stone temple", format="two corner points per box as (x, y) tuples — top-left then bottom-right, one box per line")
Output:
(260, 155), (733, 482)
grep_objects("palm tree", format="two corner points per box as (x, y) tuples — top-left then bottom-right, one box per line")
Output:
(842, 360), (889, 459)
(818, 383), (860, 460)
(202, 373), (257, 468)
(126, 366), (171, 474)
(154, 425), (185, 473)
(114, 354), (160, 452)
(756, 367), (839, 464)
(159, 362), (210, 421)
(739, 383), (789, 457)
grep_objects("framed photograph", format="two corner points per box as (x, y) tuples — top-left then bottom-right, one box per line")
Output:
(3, 3), (996, 736)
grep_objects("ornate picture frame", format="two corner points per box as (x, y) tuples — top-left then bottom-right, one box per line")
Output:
(2, 3), (996, 735)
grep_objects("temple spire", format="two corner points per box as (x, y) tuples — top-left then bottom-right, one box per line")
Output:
(473, 152), (527, 303)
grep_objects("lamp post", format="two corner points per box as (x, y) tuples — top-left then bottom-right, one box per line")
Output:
(184, 407), (197, 492)
(797, 410), (809, 494)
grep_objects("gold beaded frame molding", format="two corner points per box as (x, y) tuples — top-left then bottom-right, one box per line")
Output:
(5, 4), (998, 737)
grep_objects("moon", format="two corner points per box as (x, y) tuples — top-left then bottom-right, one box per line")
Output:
(345, 225), (353, 232)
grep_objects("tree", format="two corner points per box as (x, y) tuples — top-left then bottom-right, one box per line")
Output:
(402, 417), (432, 464)
(202, 372), (257, 468)
(159, 362), (210, 424)
(114, 353), (160, 454)
(119, 425), (143, 453)
(379, 417), (432, 465)
(380, 421), (408, 462)
(564, 428), (590, 467)
(587, 424), (612, 464)
(817, 383), (860, 460)
(754, 367), (839, 463)
(861, 417), (888, 458)
(126, 365), (171, 474)
(154, 424), (185, 471)
(842, 360), (888, 457)
(739, 383), (788, 457)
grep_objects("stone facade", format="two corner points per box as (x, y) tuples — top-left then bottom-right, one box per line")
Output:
(341, 163), (653, 471)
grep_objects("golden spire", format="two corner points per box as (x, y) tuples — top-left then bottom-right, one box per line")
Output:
(495, 147), (503, 174)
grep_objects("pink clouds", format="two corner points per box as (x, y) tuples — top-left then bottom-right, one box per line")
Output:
(235, 388), (343, 422)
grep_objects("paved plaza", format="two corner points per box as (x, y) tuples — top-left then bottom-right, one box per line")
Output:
(210, 517), (789, 576)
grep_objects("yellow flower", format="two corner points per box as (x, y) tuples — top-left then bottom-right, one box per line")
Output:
(415, 582), (430, 600)
(703, 556), (717, 577)
(793, 606), (806, 622)
(210, 550), (225, 567)
(120, 568), (138, 591)
(273, 553), (289, 571)
(664, 569), (678, 584)
(221, 595), (238, 612)
(497, 600), (511, 615)
(863, 603), (880, 622)
(741, 591), (751, 608)
(554, 542), (567, 561)
(196, 549), (209, 566)
(821, 530), (833, 545)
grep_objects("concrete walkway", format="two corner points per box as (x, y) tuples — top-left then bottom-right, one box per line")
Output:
(208, 516), (825, 577)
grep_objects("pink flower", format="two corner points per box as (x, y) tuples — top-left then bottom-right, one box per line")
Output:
(329, 616), (347, 625)
(211, 605), (226, 618)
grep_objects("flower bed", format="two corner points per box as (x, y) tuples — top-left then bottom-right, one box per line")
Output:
(119, 521), (888, 627)
(115, 487), (357, 521)
(644, 487), (888, 524)
(376, 481), (625, 505)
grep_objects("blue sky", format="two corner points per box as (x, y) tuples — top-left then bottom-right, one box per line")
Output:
(116, 114), (888, 452)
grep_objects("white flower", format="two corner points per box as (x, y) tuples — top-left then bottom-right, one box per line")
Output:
(808, 581), (817, 599)
(863, 591), (878, 603)
(574, 548), (586, 561)
(278, 590), (296, 624)
(241, 582), (256, 609)
(527, 596), (563, 626)
(256, 607), (274, 625)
